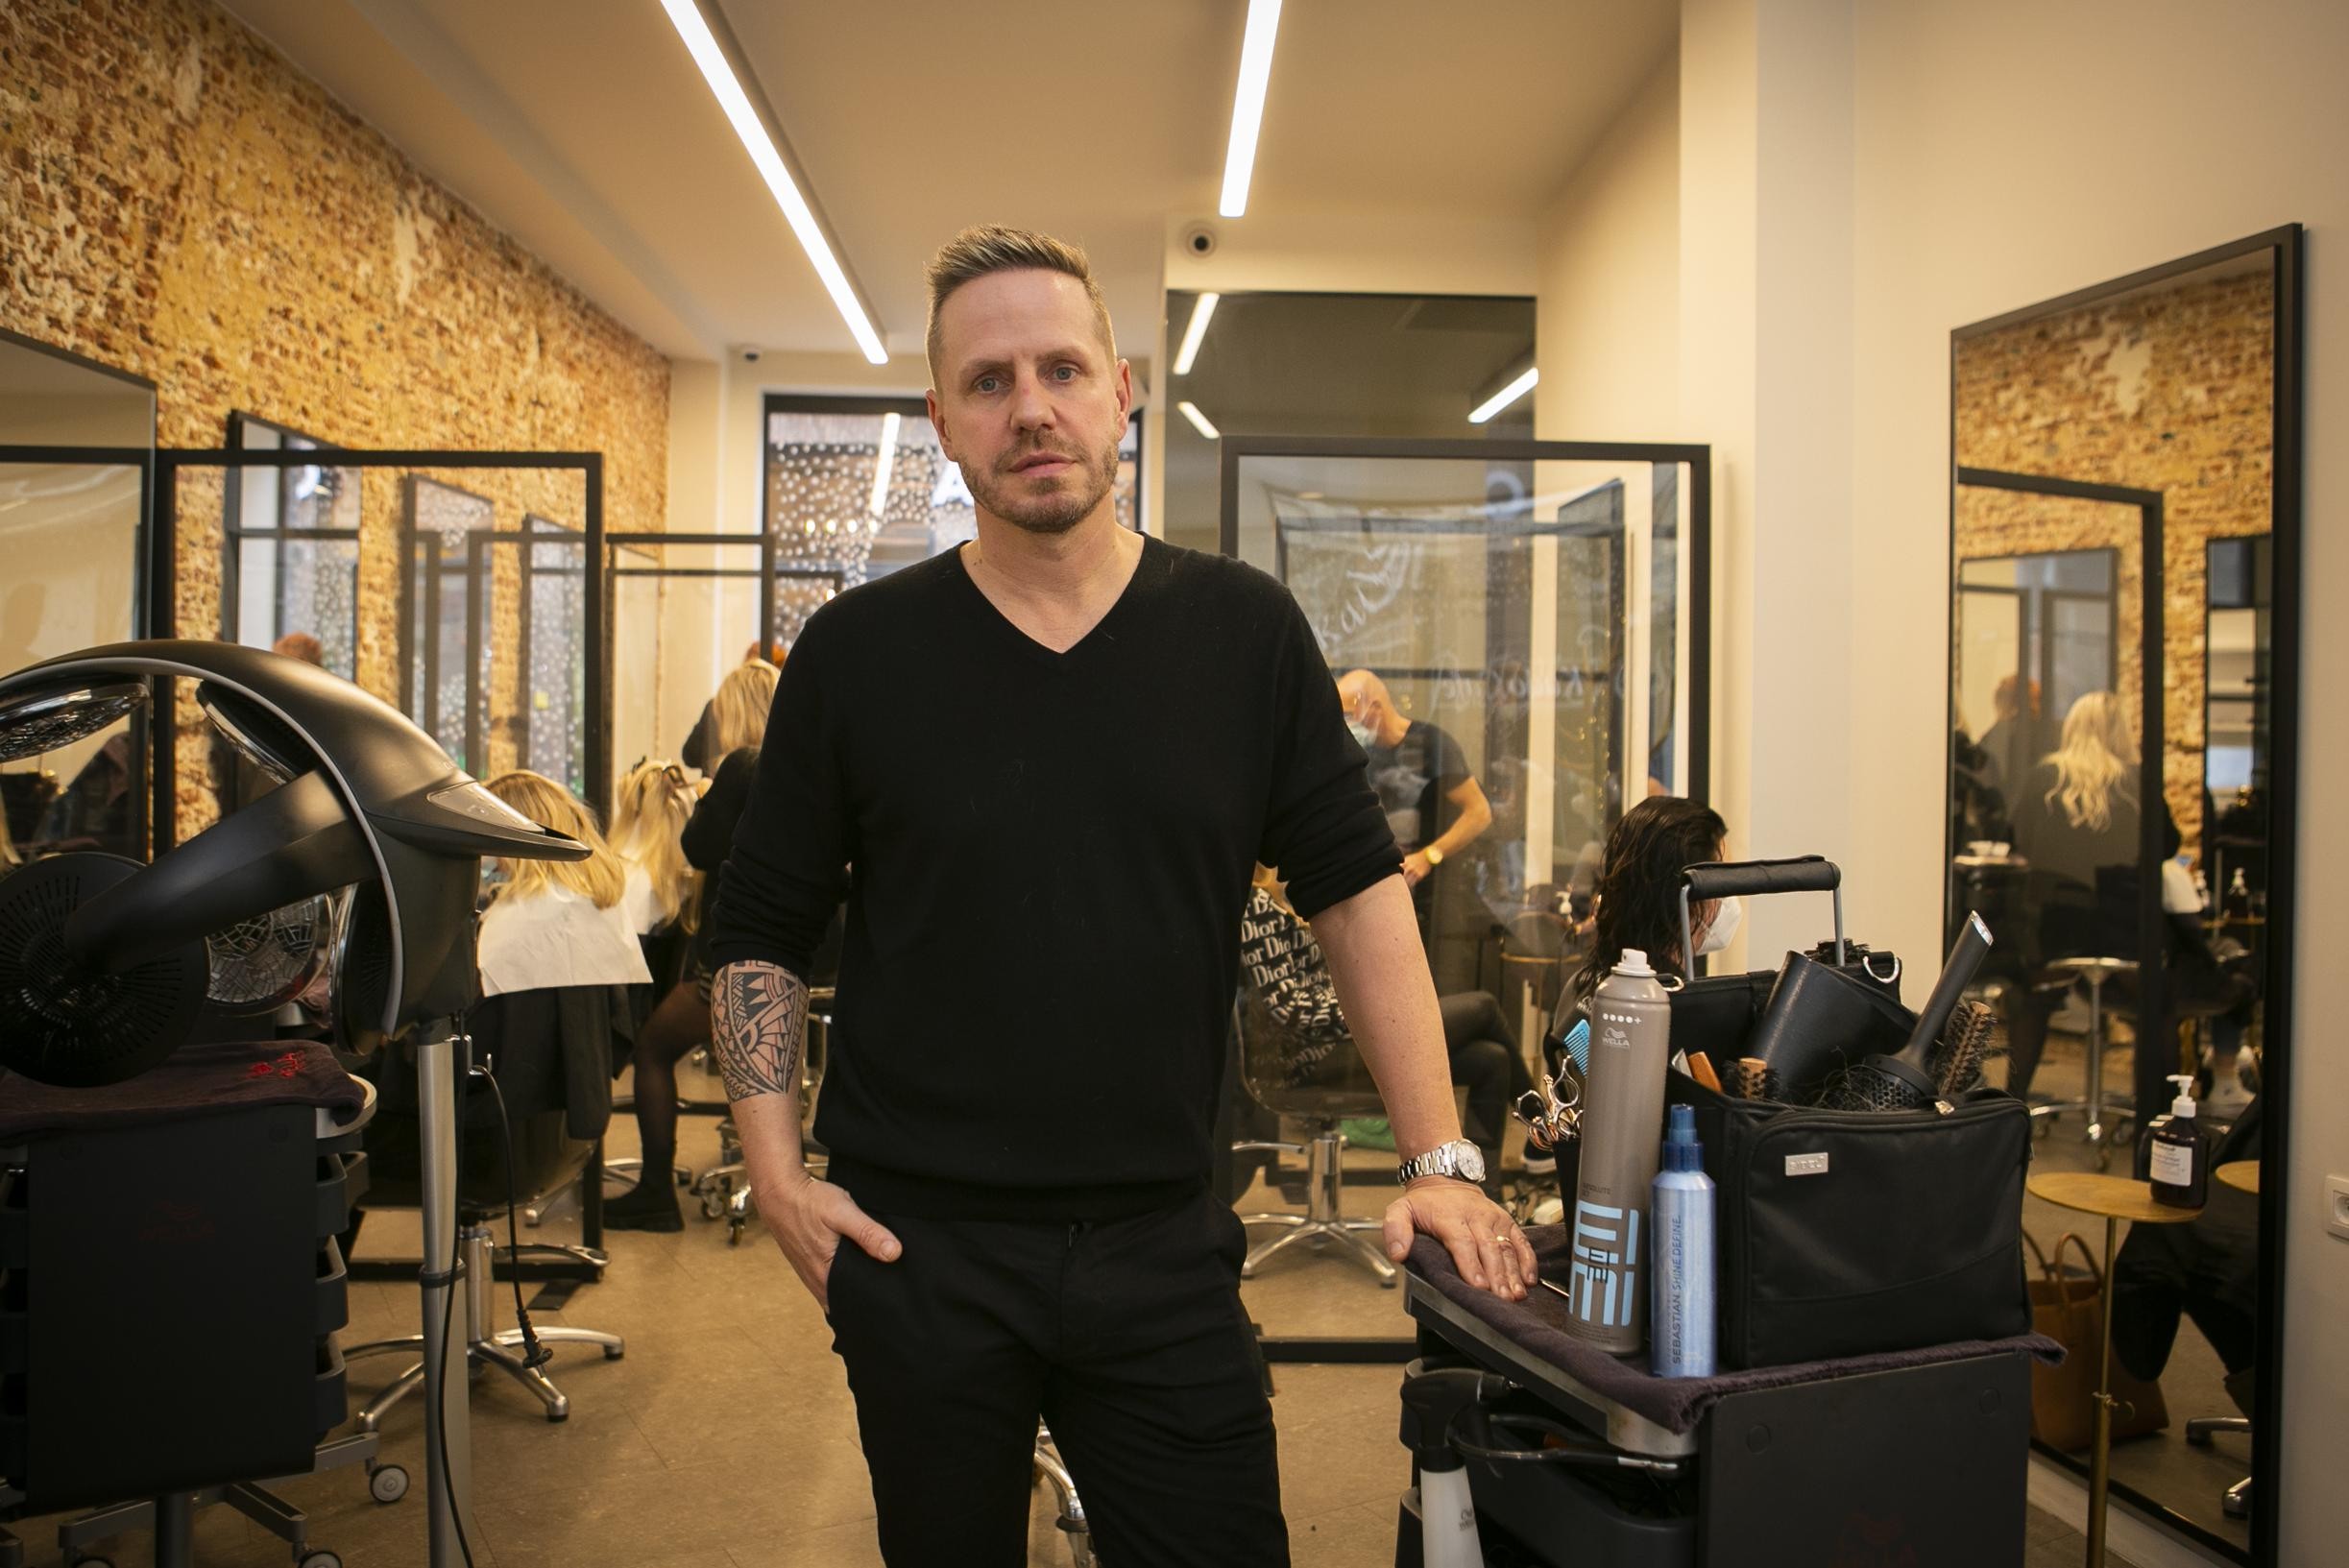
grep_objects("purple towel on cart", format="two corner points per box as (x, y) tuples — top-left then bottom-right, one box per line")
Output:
(0, 1039), (366, 1139)
(1409, 1224), (2063, 1436)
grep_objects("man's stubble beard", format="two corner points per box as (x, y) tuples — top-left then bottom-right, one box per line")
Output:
(963, 432), (1123, 537)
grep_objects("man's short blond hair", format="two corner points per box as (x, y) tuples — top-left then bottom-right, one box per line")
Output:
(925, 225), (1117, 384)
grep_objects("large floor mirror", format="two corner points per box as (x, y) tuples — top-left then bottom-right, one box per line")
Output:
(1946, 229), (2301, 1562)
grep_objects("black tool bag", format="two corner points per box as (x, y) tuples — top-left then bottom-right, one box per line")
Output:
(1667, 856), (1902, 1073)
(1666, 1074), (2034, 1368)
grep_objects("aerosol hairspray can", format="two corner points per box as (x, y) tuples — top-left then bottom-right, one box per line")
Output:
(1565, 949), (1673, 1353)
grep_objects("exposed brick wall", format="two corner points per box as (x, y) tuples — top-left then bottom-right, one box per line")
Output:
(1953, 267), (2273, 857)
(2, 0), (668, 828)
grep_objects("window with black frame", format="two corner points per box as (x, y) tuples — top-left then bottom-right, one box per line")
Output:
(761, 392), (1143, 638)
(223, 412), (360, 683)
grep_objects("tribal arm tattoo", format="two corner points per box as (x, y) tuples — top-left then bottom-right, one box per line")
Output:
(711, 960), (811, 1104)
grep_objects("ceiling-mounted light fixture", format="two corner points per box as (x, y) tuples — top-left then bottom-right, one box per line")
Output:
(656, 0), (888, 364)
(868, 411), (901, 518)
(1176, 401), (1222, 440)
(1218, 0), (1283, 219)
(1173, 293), (1221, 376)
(1468, 367), (1539, 425)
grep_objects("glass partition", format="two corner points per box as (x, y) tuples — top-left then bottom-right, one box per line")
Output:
(0, 330), (156, 863)
(1222, 436), (1708, 1351)
(1227, 440), (1706, 993)
(394, 472), (592, 799)
(1949, 478), (2161, 1151)
(146, 451), (602, 848)
(604, 532), (771, 799)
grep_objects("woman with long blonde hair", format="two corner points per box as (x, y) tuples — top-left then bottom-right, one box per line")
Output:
(474, 770), (649, 999)
(611, 759), (702, 936)
(2003, 689), (2172, 1099)
(604, 660), (786, 1231)
(2042, 688), (2139, 832)
(703, 660), (778, 762)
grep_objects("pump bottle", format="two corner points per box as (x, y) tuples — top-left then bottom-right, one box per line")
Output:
(1651, 1103), (1717, 1377)
(1565, 948), (1672, 1353)
(2149, 1073), (2207, 1208)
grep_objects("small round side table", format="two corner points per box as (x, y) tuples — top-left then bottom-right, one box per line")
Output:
(2027, 1171), (2203, 1565)
(2216, 1160), (2259, 1194)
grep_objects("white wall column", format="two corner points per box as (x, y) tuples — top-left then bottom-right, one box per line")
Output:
(1679, 0), (1857, 967)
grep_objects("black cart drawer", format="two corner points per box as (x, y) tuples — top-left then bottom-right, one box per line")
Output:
(315, 1151), (367, 1238)
(313, 1338), (349, 1441)
(314, 1238), (350, 1337)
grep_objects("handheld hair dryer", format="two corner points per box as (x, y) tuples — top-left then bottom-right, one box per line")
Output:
(1822, 912), (1993, 1112)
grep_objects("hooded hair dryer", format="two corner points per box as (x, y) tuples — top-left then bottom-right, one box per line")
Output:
(0, 640), (587, 1566)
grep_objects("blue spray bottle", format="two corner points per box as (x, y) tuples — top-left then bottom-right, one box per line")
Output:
(1651, 1103), (1717, 1378)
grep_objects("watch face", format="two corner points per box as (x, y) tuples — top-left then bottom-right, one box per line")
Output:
(1453, 1142), (1487, 1182)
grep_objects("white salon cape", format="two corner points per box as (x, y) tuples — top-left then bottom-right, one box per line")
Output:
(477, 883), (652, 999)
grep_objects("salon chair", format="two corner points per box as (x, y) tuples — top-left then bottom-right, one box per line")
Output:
(344, 983), (625, 1437)
(1229, 990), (1396, 1287)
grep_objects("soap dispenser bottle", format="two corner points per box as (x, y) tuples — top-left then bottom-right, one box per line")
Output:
(2149, 1073), (2207, 1208)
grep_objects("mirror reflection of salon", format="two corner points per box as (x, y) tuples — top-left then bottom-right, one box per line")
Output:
(1948, 238), (2290, 1554)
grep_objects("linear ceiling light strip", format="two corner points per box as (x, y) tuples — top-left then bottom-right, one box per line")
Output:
(1173, 293), (1221, 376)
(1468, 367), (1539, 424)
(658, 0), (888, 364)
(1219, 0), (1283, 219)
(868, 411), (901, 519)
(1176, 401), (1222, 440)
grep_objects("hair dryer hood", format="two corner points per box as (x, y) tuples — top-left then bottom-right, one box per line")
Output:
(0, 640), (588, 1060)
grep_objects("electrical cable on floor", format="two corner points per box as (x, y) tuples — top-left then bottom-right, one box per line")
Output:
(472, 1061), (551, 1368)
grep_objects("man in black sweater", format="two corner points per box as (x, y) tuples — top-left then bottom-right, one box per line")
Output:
(705, 226), (1532, 1568)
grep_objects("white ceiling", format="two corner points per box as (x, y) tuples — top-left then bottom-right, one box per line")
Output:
(221, 0), (1677, 366)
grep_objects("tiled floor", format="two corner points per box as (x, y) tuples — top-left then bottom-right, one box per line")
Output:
(11, 1065), (2143, 1568)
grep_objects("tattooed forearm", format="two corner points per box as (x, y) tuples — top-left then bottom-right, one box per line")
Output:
(711, 961), (811, 1104)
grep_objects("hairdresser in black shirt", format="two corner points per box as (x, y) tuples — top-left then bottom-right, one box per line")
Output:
(705, 227), (1530, 1568)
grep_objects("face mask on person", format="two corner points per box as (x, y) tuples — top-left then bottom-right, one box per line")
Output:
(1345, 718), (1375, 750)
(1696, 896), (1742, 956)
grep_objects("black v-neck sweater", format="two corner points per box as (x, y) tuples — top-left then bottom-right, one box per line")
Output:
(705, 536), (1400, 1219)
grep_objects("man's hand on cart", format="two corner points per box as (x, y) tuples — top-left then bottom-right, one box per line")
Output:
(1389, 1179), (1537, 1301)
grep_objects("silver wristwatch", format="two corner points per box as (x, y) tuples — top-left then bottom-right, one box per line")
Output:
(1396, 1139), (1487, 1187)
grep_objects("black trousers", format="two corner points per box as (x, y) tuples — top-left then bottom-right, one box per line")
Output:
(827, 1187), (1288, 1567)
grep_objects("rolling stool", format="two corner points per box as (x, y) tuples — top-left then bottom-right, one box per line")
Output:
(693, 987), (832, 1243)
(2030, 956), (2139, 1170)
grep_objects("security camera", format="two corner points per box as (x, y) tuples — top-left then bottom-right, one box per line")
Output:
(1183, 226), (1218, 258)
(739, 346), (762, 363)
